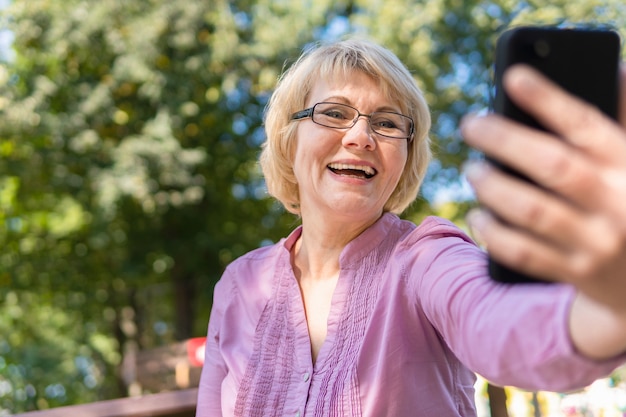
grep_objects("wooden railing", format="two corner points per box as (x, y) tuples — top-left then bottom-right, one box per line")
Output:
(12, 338), (206, 417)
(13, 388), (198, 417)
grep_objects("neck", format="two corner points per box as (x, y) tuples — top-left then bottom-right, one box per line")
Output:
(292, 211), (382, 282)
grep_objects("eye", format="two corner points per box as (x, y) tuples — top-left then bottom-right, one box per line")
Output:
(321, 108), (349, 120)
(373, 119), (399, 129)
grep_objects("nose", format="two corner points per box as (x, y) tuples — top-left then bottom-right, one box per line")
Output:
(341, 116), (376, 150)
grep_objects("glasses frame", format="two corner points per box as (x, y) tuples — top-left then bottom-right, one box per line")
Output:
(290, 102), (414, 142)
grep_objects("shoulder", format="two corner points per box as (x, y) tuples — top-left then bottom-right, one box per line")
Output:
(389, 215), (486, 284)
(372, 213), (471, 242)
(405, 215), (474, 244)
(211, 237), (292, 329)
(225, 242), (284, 273)
(213, 225), (300, 297)
(218, 239), (287, 292)
(387, 215), (477, 258)
(371, 213), (478, 260)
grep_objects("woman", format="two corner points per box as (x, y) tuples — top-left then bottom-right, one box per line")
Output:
(196, 39), (626, 416)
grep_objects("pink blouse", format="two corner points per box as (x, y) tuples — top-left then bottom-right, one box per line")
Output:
(196, 213), (624, 417)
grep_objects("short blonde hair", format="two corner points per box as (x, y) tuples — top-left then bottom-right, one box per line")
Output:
(260, 38), (432, 215)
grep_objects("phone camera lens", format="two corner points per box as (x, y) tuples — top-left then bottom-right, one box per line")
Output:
(534, 40), (550, 58)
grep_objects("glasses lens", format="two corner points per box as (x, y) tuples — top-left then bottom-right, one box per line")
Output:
(311, 102), (413, 139)
(370, 112), (412, 139)
(312, 103), (357, 129)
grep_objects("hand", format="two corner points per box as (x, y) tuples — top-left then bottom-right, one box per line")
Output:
(461, 64), (626, 314)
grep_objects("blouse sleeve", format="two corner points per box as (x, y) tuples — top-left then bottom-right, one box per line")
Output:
(410, 226), (626, 392)
(196, 277), (229, 417)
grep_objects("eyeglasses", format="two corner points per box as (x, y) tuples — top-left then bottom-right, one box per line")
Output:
(290, 102), (414, 142)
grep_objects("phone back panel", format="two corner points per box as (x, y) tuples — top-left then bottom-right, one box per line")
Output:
(494, 26), (621, 130)
(490, 26), (621, 284)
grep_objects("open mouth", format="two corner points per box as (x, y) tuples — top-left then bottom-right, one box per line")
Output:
(327, 163), (377, 179)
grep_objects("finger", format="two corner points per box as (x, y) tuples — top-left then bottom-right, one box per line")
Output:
(466, 208), (621, 285)
(461, 115), (605, 211)
(465, 208), (567, 282)
(503, 65), (626, 165)
(463, 161), (618, 258)
(464, 161), (585, 249)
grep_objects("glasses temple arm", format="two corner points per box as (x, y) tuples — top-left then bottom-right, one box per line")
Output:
(290, 108), (314, 120)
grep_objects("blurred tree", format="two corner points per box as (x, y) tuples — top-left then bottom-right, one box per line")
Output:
(0, 0), (352, 411)
(0, 0), (624, 412)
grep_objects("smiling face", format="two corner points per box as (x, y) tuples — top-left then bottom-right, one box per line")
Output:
(293, 71), (409, 224)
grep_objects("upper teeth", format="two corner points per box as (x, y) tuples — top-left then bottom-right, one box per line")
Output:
(328, 163), (376, 176)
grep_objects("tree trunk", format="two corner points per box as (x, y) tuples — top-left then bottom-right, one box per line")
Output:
(487, 383), (510, 417)
(172, 263), (195, 341)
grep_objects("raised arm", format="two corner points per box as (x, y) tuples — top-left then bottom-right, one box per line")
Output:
(461, 64), (626, 360)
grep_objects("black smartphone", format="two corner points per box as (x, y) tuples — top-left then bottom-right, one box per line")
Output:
(489, 25), (622, 284)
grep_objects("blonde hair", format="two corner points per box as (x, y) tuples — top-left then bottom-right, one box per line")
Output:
(260, 38), (432, 215)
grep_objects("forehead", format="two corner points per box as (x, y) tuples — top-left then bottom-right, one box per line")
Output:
(306, 70), (398, 108)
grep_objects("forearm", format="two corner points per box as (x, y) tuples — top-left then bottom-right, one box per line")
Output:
(433, 275), (622, 390)
(421, 249), (606, 390)
(569, 292), (626, 360)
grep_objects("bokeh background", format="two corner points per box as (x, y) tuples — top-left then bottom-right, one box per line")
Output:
(1, 0), (625, 415)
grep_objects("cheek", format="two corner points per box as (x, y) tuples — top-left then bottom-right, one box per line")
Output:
(291, 137), (321, 183)
(293, 125), (336, 170)
(384, 149), (409, 197)
(291, 127), (308, 175)
(387, 145), (409, 179)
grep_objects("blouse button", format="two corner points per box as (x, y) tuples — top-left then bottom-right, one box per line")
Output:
(303, 372), (310, 382)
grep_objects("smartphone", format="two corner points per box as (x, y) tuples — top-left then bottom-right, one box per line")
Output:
(489, 26), (622, 284)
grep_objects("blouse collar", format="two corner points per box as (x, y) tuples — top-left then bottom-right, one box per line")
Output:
(281, 212), (403, 268)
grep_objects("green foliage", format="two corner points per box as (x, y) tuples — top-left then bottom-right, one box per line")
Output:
(0, 291), (119, 411)
(0, 0), (624, 412)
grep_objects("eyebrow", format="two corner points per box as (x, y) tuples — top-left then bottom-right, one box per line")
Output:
(320, 96), (402, 114)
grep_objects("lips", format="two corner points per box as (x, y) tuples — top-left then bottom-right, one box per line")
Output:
(327, 163), (377, 179)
